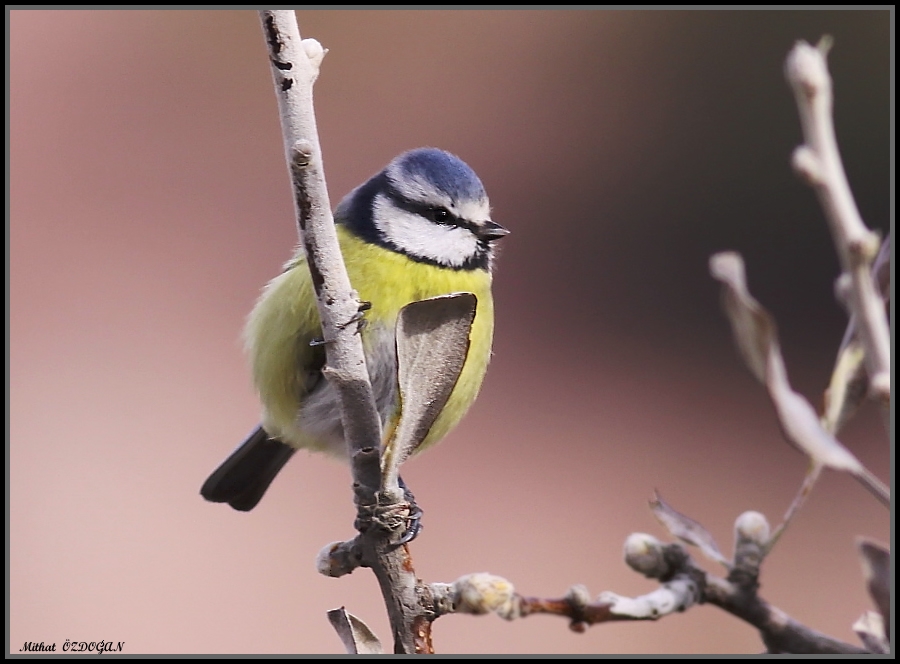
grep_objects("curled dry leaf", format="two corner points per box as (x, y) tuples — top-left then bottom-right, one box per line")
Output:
(857, 538), (891, 642)
(822, 233), (891, 433)
(709, 253), (888, 508)
(327, 607), (384, 654)
(649, 491), (728, 567)
(381, 293), (477, 489)
(852, 611), (889, 654)
(821, 341), (868, 434)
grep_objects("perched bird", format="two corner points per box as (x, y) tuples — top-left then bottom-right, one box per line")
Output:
(201, 147), (508, 515)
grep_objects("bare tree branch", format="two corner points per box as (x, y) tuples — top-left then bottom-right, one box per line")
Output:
(703, 575), (867, 654)
(426, 539), (868, 654)
(710, 252), (889, 509)
(259, 9), (383, 491)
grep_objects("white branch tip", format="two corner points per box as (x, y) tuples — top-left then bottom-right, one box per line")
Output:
(709, 252), (746, 291)
(785, 38), (832, 94)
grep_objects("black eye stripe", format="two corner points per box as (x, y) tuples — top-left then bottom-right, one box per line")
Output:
(386, 189), (455, 223)
(385, 189), (482, 235)
(428, 207), (451, 224)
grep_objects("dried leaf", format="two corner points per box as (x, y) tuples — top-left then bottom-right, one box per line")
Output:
(649, 491), (729, 567)
(857, 539), (891, 642)
(327, 607), (383, 654)
(821, 340), (867, 434)
(872, 232), (891, 304)
(824, 233), (890, 433)
(709, 252), (774, 384)
(381, 293), (476, 486)
(710, 253), (889, 508)
(766, 359), (863, 473)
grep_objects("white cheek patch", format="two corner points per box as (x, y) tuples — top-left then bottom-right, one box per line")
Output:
(373, 194), (479, 268)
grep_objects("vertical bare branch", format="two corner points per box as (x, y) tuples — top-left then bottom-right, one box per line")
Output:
(258, 10), (383, 479)
(258, 11), (431, 654)
(785, 39), (891, 405)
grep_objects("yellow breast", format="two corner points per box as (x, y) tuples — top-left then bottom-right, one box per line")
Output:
(245, 225), (495, 457)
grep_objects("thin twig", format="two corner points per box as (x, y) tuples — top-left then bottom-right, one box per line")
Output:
(259, 10), (382, 476)
(431, 543), (868, 654)
(785, 39), (891, 404)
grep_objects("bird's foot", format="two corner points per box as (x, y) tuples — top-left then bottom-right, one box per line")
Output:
(339, 300), (372, 335)
(397, 476), (423, 545)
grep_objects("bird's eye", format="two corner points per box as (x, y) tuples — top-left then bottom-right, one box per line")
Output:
(428, 207), (451, 224)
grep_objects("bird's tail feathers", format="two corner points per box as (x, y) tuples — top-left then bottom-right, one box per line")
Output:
(200, 426), (296, 511)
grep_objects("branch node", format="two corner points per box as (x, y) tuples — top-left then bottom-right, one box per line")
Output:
(291, 140), (314, 168)
(847, 230), (881, 265)
(624, 533), (668, 579)
(790, 145), (823, 185)
(659, 543), (691, 582)
(569, 620), (588, 634)
(868, 372), (891, 404)
(565, 584), (592, 612)
(833, 273), (853, 306)
(429, 583), (456, 617)
(301, 37), (327, 70)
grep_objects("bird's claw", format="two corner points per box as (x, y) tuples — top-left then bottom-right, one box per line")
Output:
(339, 300), (372, 335)
(396, 476), (424, 545)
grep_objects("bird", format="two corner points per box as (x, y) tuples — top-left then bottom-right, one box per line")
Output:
(200, 147), (508, 520)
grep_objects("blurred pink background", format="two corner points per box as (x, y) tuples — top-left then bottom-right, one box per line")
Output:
(10, 10), (890, 655)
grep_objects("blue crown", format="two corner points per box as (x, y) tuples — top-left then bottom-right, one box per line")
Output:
(392, 148), (486, 203)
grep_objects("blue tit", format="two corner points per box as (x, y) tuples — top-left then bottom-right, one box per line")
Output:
(201, 148), (508, 512)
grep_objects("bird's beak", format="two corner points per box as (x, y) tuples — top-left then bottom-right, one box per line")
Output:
(476, 220), (510, 241)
